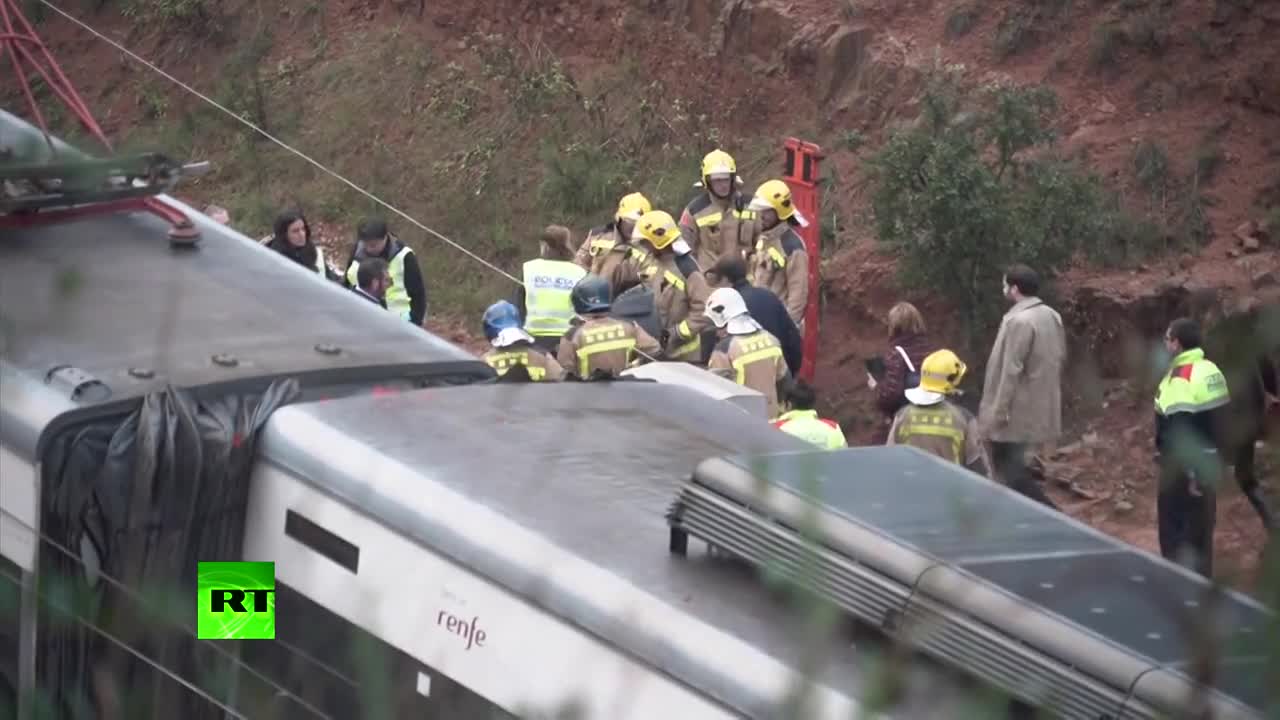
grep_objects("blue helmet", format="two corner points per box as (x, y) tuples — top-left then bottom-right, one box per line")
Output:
(482, 300), (521, 340)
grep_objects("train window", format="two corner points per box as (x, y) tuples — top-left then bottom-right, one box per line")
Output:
(284, 510), (360, 575)
(239, 582), (515, 719)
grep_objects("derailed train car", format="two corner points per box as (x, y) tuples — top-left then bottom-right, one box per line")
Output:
(2, 110), (977, 719)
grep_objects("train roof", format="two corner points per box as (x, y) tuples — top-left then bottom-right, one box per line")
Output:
(1, 111), (490, 457)
(682, 449), (1273, 718)
(259, 383), (968, 718)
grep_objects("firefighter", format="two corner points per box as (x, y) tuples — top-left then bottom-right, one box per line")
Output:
(887, 349), (989, 477)
(747, 179), (810, 329)
(704, 287), (789, 418)
(630, 210), (713, 363)
(480, 301), (563, 382)
(575, 193), (660, 295)
(1154, 318), (1230, 579)
(574, 191), (650, 270)
(679, 150), (758, 270)
(343, 218), (428, 326)
(515, 225), (588, 353)
(557, 274), (661, 380)
(773, 378), (847, 449)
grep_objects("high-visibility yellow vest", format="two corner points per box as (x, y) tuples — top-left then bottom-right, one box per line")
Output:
(522, 259), (585, 338)
(346, 246), (413, 321)
(484, 350), (547, 381)
(772, 409), (847, 450)
(1155, 348), (1229, 416)
(894, 404), (965, 464)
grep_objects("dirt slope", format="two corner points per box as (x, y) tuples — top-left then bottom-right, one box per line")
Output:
(10, 0), (1278, 586)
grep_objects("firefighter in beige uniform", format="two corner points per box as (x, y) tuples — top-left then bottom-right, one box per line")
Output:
(748, 179), (810, 329)
(887, 349), (989, 477)
(630, 210), (714, 363)
(574, 192), (660, 297)
(557, 274), (661, 379)
(705, 287), (789, 418)
(679, 150), (758, 270)
(481, 301), (564, 382)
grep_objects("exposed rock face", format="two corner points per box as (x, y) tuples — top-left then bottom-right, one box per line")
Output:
(816, 25), (872, 104)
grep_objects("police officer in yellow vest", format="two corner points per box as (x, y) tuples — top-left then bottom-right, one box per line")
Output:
(1154, 318), (1230, 579)
(343, 218), (427, 326)
(679, 150), (759, 271)
(772, 378), (847, 449)
(887, 349), (990, 477)
(514, 225), (587, 352)
(481, 301), (564, 382)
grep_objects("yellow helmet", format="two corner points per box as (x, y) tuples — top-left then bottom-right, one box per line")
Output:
(748, 179), (796, 221)
(632, 210), (681, 250)
(918, 349), (967, 395)
(700, 149), (737, 179)
(615, 192), (652, 224)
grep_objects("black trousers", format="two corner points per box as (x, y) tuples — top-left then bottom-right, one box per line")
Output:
(529, 334), (562, 354)
(1157, 464), (1217, 579)
(1233, 441), (1275, 532)
(988, 441), (1060, 510)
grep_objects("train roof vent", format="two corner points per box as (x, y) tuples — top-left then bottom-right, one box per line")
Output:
(45, 364), (111, 403)
(666, 450), (1269, 720)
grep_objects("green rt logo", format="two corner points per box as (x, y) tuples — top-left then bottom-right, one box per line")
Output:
(198, 561), (276, 640)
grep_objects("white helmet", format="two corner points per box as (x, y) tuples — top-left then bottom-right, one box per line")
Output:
(704, 287), (761, 334)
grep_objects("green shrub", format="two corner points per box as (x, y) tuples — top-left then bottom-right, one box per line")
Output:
(1088, 23), (1129, 71)
(945, 1), (984, 38)
(868, 75), (1121, 345)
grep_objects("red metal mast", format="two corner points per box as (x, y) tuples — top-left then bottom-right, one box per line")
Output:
(0, 0), (200, 242)
(782, 137), (824, 385)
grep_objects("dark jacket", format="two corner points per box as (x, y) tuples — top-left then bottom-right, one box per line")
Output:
(700, 280), (802, 375)
(353, 287), (388, 309)
(343, 236), (428, 325)
(875, 332), (934, 418)
(267, 237), (342, 283)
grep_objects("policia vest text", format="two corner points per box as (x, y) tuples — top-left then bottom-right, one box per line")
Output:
(346, 244), (413, 322)
(522, 259), (586, 339)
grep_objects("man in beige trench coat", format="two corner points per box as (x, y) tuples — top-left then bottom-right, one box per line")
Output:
(979, 264), (1066, 510)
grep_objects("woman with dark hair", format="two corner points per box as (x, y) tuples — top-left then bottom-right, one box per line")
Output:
(265, 210), (340, 282)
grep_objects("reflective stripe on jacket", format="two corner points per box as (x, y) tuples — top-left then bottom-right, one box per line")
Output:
(346, 245), (412, 321)
(679, 193), (758, 270)
(522, 259), (586, 338)
(483, 346), (563, 382)
(772, 409), (847, 449)
(556, 316), (661, 379)
(892, 404), (966, 464)
(1154, 347), (1230, 471)
(708, 329), (788, 418)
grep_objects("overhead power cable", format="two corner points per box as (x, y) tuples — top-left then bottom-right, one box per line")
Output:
(37, 0), (670, 363)
(36, 0), (522, 286)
